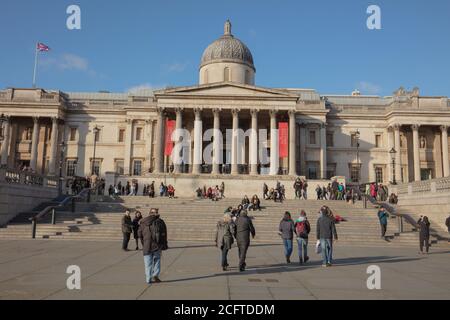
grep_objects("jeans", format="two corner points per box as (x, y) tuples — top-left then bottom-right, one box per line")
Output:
(122, 232), (130, 250)
(221, 248), (229, 267)
(320, 239), (333, 265)
(296, 238), (308, 262)
(419, 236), (430, 253)
(283, 239), (293, 258)
(143, 250), (161, 283)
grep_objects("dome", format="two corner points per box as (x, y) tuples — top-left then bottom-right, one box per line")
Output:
(200, 20), (255, 71)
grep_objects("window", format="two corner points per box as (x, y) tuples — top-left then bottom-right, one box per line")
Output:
(420, 168), (432, 181)
(327, 164), (336, 180)
(69, 127), (77, 141)
(224, 67), (230, 82)
(66, 160), (77, 177)
(375, 134), (382, 148)
(326, 132), (334, 147)
(135, 127), (143, 141)
(350, 133), (359, 148)
(307, 162), (318, 179)
(309, 130), (316, 145)
(350, 164), (361, 182)
(115, 159), (124, 175)
(133, 160), (142, 176)
(91, 160), (101, 176)
(375, 166), (383, 183)
(118, 129), (125, 143)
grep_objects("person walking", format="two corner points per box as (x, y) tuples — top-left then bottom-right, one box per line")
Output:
(377, 207), (389, 239)
(138, 208), (168, 284)
(132, 211), (143, 250)
(279, 212), (295, 264)
(235, 210), (256, 272)
(263, 183), (269, 200)
(417, 216), (431, 254)
(446, 215), (450, 236)
(121, 209), (133, 251)
(316, 207), (338, 267)
(215, 213), (236, 271)
(295, 210), (311, 264)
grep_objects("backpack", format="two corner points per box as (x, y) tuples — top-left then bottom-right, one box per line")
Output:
(149, 218), (168, 250)
(296, 221), (309, 238)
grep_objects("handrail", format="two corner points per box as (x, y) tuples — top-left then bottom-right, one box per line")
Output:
(29, 187), (92, 239)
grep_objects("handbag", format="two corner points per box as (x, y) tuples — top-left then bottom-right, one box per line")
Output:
(315, 240), (322, 254)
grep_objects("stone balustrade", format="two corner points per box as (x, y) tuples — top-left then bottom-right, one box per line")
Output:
(0, 167), (58, 188)
(392, 176), (450, 196)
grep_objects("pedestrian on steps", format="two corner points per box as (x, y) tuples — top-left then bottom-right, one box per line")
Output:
(279, 212), (295, 264)
(417, 216), (431, 254)
(294, 210), (311, 264)
(377, 207), (389, 239)
(121, 209), (133, 251)
(215, 213), (236, 271)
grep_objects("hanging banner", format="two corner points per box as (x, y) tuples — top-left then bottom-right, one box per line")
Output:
(279, 122), (288, 158)
(164, 119), (176, 156)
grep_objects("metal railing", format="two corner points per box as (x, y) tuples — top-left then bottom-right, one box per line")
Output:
(29, 187), (92, 239)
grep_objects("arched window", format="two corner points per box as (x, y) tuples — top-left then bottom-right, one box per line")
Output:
(224, 67), (230, 82)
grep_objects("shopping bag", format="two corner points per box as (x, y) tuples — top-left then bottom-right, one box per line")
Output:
(315, 240), (322, 254)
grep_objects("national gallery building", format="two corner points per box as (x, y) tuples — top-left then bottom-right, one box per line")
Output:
(1, 21), (450, 186)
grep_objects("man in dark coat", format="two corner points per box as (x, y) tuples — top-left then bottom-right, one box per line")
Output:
(138, 208), (168, 284)
(316, 208), (338, 267)
(121, 210), (133, 251)
(235, 210), (256, 272)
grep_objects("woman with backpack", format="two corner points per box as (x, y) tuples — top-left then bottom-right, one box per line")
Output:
(294, 210), (311, 264)
(417, 216), (431, 254)
(279, 212), (295, 264)
(215, 213), (236, 271)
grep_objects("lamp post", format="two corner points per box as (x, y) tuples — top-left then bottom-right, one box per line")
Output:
(58, 141), (66, 195)
(355, 129), (361, 183)
(91, 126), (99, 176)
(389, 147), (397, 185)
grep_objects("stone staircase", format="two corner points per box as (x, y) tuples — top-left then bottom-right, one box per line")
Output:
(0, 197), (448, 248)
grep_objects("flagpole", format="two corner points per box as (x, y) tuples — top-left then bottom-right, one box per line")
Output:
(32, 43), (38, 88)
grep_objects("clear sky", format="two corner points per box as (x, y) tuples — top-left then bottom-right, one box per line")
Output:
(1, 0), (449, 96)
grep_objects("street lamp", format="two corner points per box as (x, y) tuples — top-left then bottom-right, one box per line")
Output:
(389, 147), (397, 185)
(355, 129), (361, 185)
(58, 141), (66, 195)
(91, 126), (100, 176)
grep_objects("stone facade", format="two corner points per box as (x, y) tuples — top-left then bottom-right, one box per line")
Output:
(0, 21), (449, 184)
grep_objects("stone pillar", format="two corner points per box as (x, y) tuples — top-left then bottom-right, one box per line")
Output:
(173, 108), (183, 174)
(387, 126), (394, 183)
(231, 109), (239, 175)
(124, 119), (133, 175)
(29, 117), (40, 171)
(299, 122), (306, 176)
(320, 123), (327, 179)
(212, 108), (221, 175)
(441, 125), (449, 177)
(192, 108), (203, 175)
(48, 117), (59, 175)
(145, 119), (154, 173)
(250, 109), (259, 175)
(0, 116), (10, 167)
(412, 124), (421, 181)
(154, 108), (165, 174)
(393, 124), (402, 183)
(269, 110), (279, 176)
(289, 110), (297, 176)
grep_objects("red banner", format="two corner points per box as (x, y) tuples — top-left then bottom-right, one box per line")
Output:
(164, 119), (176, 156)
(279, 122), (288, 158)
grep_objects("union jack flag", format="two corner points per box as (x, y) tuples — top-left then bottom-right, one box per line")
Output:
(37, 43), (50, 52)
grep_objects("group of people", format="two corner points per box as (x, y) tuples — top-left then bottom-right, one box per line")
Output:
(263, 181), (286, 202)
(195, 182), (225, 201)
(366, 182), (389, 202)
(293, 178), (308, 199)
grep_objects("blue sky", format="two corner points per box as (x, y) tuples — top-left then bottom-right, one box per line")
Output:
(1, 0), (449, 96)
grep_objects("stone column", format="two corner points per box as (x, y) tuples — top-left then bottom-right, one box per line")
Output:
(231, 109), (239, 175)
(289, 110), (297, 176)
(192, 108), (203, 174)
(299, 122), (306, 176)
(393, 124), (402, 183)
(145, 119), (154, 173)
(173, 108), (183, 174)
(48, 117), (59, 175)
(250, 109), (259, 175)
(320, 123), (327, 179)
(412, 124), (421, 181)
(0, 116), (10, 167)
(212, 108), (221, 175)
(29, 117), (40, 171)
(124, 119), (133, 175)
(441, 125), (449, 177)
(387, 126), (394, 183)
(154, 108), (165, 174)
(269, 110), (279, 176)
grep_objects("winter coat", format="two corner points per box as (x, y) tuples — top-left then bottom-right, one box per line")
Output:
(121, 215), (133, 234)
(235, 215), (256, 245)
(137, 215), (168, 255)
(132, 216), (142, 237)
(294, 217), (311, 239)
(446, 217), (450, 232)
(215, 221), (236, 250)
(316, 215), (338, 240)
(378, 210), (389, 225)
(417, 219), (430, 238)
(279, 218), (295, 240)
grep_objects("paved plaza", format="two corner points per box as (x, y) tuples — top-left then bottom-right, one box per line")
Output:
(0, 240), (449, 300)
